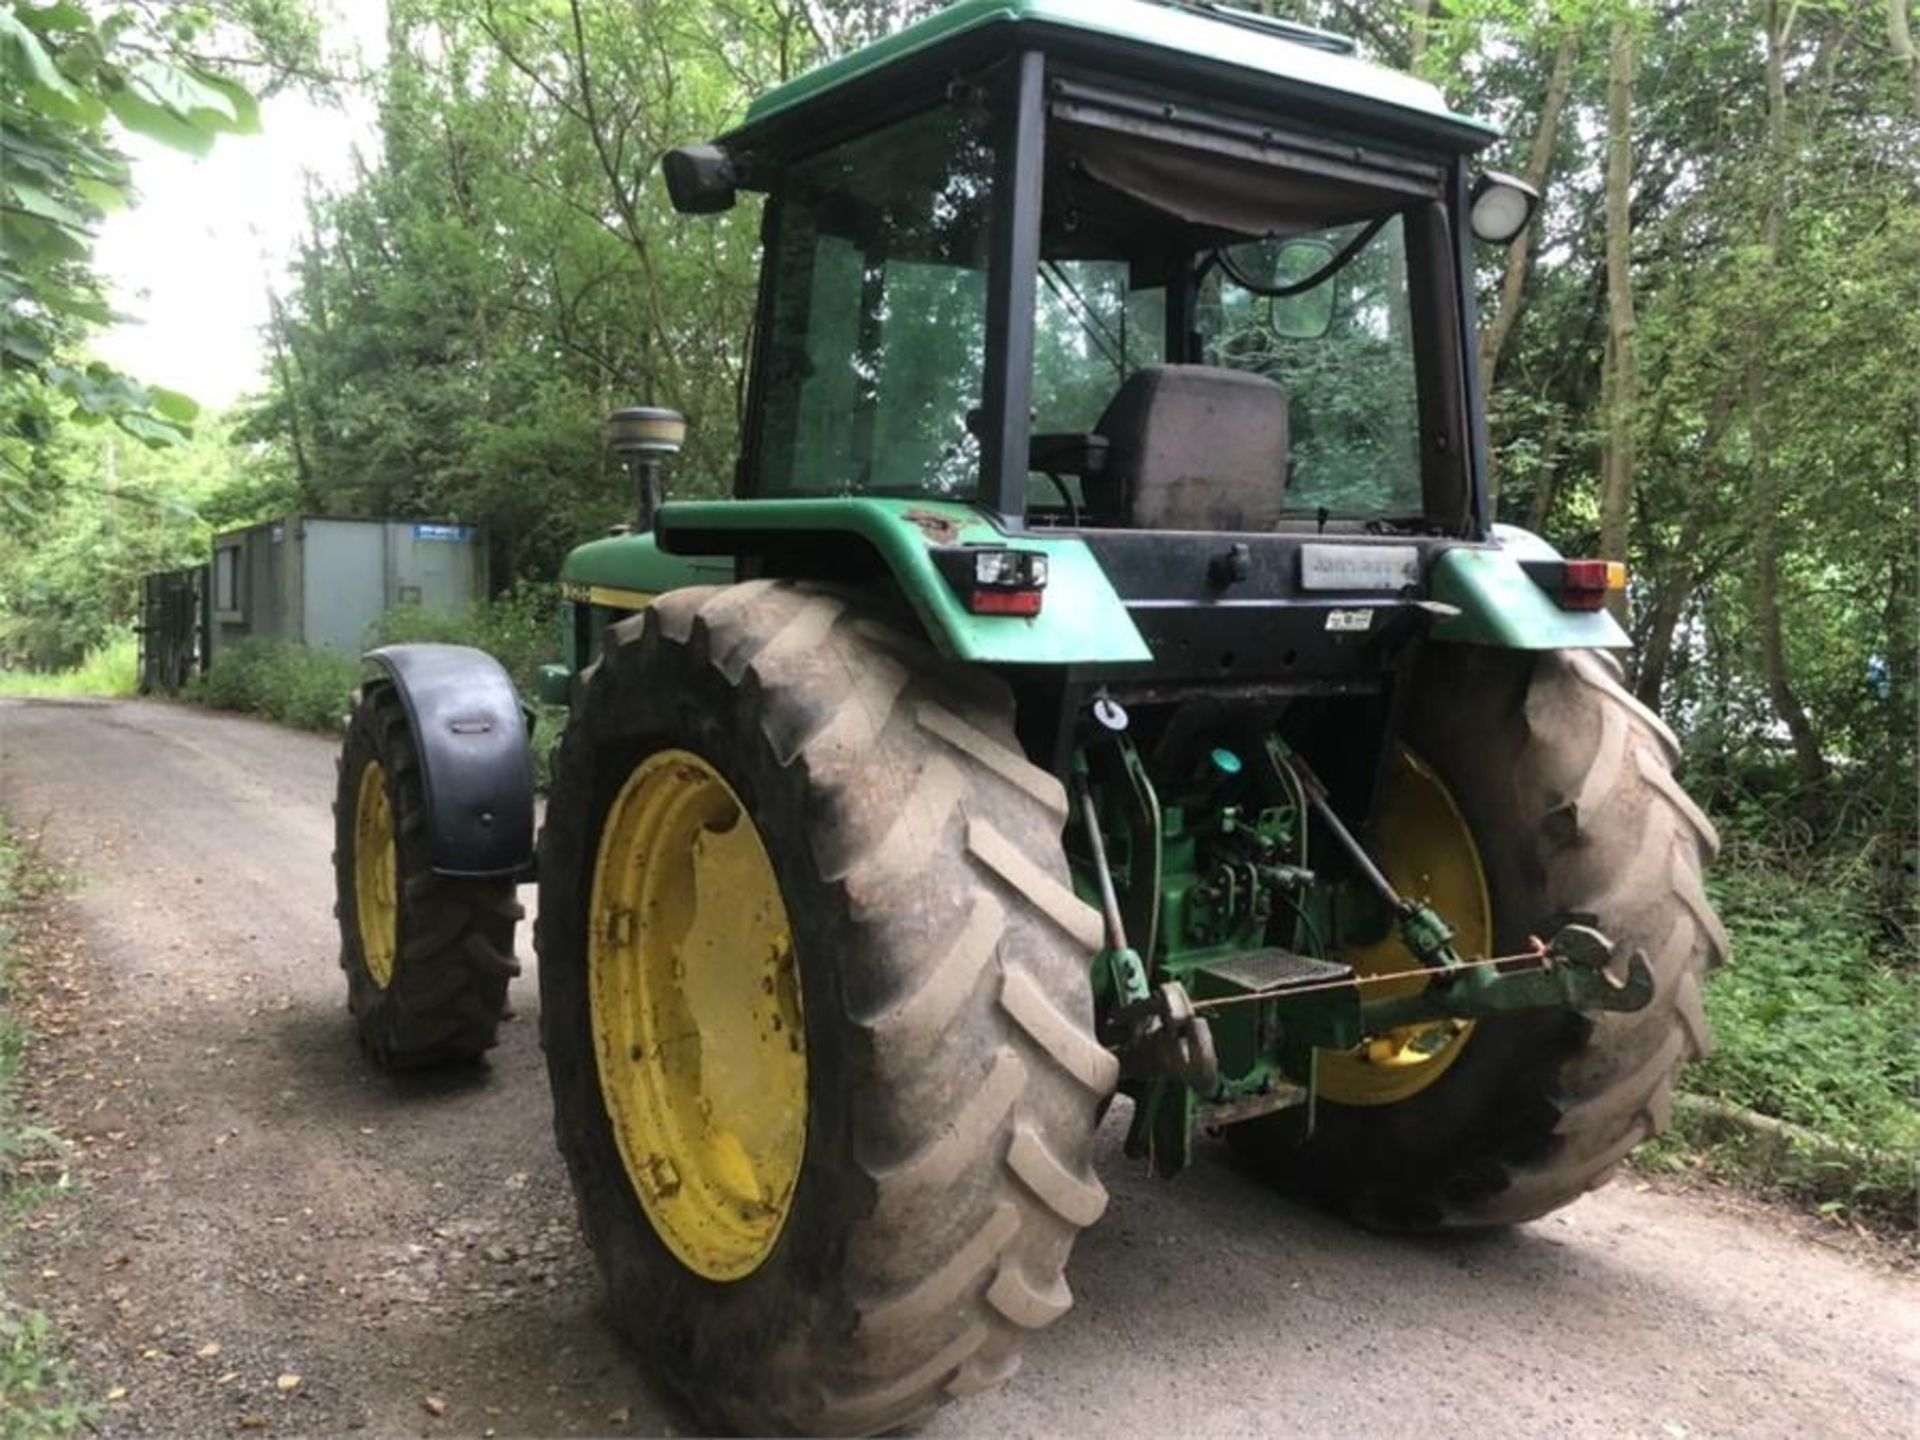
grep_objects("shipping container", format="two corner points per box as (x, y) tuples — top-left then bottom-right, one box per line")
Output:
(208, 515), (489, 661)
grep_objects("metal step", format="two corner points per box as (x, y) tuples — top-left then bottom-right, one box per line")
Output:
(1191, 948), (1350, 999)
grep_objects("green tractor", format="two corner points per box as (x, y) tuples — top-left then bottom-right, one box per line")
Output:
(331, 2), (1725, 1432)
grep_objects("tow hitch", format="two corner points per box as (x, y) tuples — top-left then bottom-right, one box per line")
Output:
(1108, 745), (1654, 1177)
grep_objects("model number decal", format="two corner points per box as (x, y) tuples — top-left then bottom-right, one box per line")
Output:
(1325, 609), (1374, 633)
(1300, 544), (1420, 591)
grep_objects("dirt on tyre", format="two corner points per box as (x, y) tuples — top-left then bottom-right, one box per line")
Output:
(1229, 645), (1727, 1228)
(537, 580), (1114, 1436)
(333, 680), (521, 1068)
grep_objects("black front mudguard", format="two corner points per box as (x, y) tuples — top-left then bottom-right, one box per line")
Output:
(365, 643), (535, 880)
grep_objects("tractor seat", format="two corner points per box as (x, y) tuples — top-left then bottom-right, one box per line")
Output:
(1086, 365), (1290, 531)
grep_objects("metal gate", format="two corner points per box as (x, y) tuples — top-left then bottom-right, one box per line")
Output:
(137, 565), (208, 694)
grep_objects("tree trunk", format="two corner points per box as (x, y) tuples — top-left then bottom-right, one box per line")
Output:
(1525, 405), (1568, 533)
(1409, 0), (1436, 70)
(1899, 0), (1920, 761)
(1750, 0), (1831, 792)
(1633, 507), (1705, 710)
(1753, 492), (1828, 789)
(1636, 374), (1743, 707)
(265, 288), (316, 506)
(1890, 0), (1920, 118)
(1597, 13), (1637, 625)
(1477, 28), (1580, 418)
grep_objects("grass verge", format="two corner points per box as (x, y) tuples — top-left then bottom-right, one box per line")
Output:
(0, 635), (137, 700)
(0, 825), (93, 1437)
(1641, 823), (1918, 1231)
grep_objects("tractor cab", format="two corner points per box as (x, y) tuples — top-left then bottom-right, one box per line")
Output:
(644, 0), (1587, 699)
(687, 9), (1494, 536)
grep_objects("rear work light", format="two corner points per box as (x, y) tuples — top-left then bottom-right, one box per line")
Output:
(1524, 558), (1628, 612)
(933, 546), (1049, 617)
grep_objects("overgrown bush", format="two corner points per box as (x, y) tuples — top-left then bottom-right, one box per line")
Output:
(192, 638), (361, 733)
(193, 594), (567, 775)
(369, 585), (560, 697)
(1650, 796), (1919, 1225)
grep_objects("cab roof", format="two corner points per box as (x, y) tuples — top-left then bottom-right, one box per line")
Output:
(736, 0), (1497, 153)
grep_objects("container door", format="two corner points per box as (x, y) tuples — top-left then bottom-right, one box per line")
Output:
(302, 520), (388, 653)
(395, 521), (482, 614)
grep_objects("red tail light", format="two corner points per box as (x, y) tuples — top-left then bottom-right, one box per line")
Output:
(1522, 558), (1627, 611)
(933, 546), (1048, 617)
(968, 588), (1044, 617)
(1560, 559), (1628, 611)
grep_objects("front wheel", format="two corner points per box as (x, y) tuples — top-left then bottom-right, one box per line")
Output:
(537, 582), (1114, 1435)
(1229, 646), (1726, 1228)
(333, 681), (521, 1067)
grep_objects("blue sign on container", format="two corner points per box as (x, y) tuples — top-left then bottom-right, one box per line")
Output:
(413, 523), (472, 542)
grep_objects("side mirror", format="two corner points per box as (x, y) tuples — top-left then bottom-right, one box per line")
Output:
(1220, 237), (1339, 340)
(1468, 171), (1541, 244)
(1266, 237), (1338, 339)
(663, 144), (737, 215)
(607, 407), (686, 532)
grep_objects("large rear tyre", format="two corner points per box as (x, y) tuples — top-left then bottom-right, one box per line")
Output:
(1229, 647), (1726, 1228)
(537, 581), (1114, 1435)
(333, 681), (521, 1068)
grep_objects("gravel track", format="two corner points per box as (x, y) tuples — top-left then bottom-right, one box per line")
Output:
(1, 697), (1912, 1438)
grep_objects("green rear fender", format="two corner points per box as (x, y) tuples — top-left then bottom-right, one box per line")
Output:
(1429, 526), (1630, 651)
(541, 532), (737, 702)
(655, 497), (1151, 666)
(582, 509), (1617, 665)
(559, 530), (735, 602)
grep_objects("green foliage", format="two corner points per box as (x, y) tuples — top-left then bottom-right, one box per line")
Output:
(3, 4), (248, 451)
(0, 825), (92, 1439)
(0, 631), (135, 697)
(192, 585), (563, 737)
(238, 0), (828, 580)
(191, 636), (359, 732)
(1702, 883), (1915, 1156)
(370, 584), (558, 697)
(0, 1306), (92, 1439)
(1639, 797), (1920, 1223)
(0, 411), (289, 668)
(1, 0), (320, 538)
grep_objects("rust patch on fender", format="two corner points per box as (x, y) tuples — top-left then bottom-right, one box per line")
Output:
(900, 509), (960, 545)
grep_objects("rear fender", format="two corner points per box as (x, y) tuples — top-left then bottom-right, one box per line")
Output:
(365, 643), (535, 879)
(655, 496), (1151, 666)
(1428, 526), (1630, 651)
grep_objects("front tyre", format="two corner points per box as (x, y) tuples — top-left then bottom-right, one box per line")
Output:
(537, 582), (1115, 1435)
(333, 681), (521, 1068)
(1230, 647), (1727, 1228)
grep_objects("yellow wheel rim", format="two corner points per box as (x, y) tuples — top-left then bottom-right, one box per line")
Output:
(353, 759), (398, 988)
(588, 749), (806, 1282)
(1316, 747), (1491, 1107)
